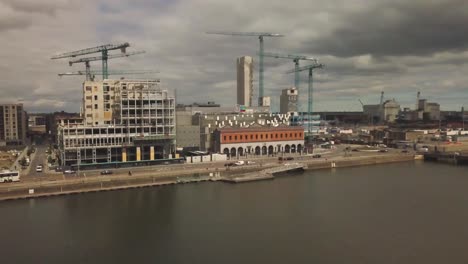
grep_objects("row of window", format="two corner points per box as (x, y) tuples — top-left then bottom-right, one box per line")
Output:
(223, 132), (303, 142)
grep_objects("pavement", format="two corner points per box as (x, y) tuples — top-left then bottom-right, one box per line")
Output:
(4, 143), (409, 183)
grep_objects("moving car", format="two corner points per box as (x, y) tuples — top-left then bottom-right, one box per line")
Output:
(63, 170), (76, 174)
(100, 170), (113, 175)
(312, 154), (322, 158)
(379, 149), (389, 153)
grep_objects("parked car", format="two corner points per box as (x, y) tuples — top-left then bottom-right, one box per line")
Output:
(351, 148), (359, 152)
(285, 157), (294, 160)
(312, 154), (322, 158)
(63, 170), (76, 174)
(100, 170), (113, 175)
(379, 149), (389, 153)
(401, 149), (408, 153)
(55, 167), (63, 172)
(35, 165), (43, 172)
(246, 161), (256, 165)
(234, 161), (245, 166)
(224, 163), (235, 167)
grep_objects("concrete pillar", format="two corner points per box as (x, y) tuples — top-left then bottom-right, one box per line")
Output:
(136, 146), (141, 161)
(150, 146), (155, 160)
(122, 147), (127, 162)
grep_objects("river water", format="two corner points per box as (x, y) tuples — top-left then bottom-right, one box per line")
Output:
(1, 161), (468, 264)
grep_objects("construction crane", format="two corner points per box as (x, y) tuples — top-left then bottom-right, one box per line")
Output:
(51, 43), (139, 80)
(286, 62), (323, 134)
(58, 70), (159, 81)
(68, 51), (145, 80)
(206, 31), (284, 106)
(264, 52), (317, 90)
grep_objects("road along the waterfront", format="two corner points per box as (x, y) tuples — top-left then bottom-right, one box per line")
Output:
(0, 151), (417, 201)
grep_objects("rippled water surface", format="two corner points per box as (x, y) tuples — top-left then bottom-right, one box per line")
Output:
(1, 161), (468, 264)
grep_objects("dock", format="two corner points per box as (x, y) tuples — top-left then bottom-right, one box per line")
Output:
(221, 163), (306, 183)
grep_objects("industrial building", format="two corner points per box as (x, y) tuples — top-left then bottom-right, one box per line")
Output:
(212, 126), (305, 158)
(362, 95), (400, 124)
(237, 56), (254, 107)
(418, 99), (440, 121)
(0, 103), (27, 146)
(57, 79), (177, 167)
(280, 87), (298, 114)
(399, 98), (441, 122)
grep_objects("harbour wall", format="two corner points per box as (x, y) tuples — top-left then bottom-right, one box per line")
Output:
(0, 154), (416, 201)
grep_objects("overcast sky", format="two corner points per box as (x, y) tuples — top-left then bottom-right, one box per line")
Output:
(1, 0), (467, 113)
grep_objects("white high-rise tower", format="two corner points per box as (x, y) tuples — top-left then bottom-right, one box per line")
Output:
(237, 56), (253, 107)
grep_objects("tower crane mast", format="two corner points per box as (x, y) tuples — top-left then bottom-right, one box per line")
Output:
(286, 62), (324, 134)
(206, 31), (284, 106)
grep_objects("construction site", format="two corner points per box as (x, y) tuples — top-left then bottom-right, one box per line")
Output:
(52, 43), (179, 168)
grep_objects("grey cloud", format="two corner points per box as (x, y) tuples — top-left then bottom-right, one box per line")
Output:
(306, 0), (468, 57)
(0, 15), (31, 31)
(1, 0), (468, 113)
(0, 0), (69, 16)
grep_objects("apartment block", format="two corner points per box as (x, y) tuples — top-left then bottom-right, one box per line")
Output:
(0, 103), (27, 146)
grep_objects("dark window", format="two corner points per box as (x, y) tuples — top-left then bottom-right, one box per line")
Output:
(235, 136), (237, 140)
(94, 104), (98, 109)
(94, 95), (98, 100)
(250, 135), (253, 139)
(229, 136), (232, 140)
(224, 136), (226, 141)
(256, 134), (258, 139)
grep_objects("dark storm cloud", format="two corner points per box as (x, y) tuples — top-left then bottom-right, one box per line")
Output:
(307, 0), (468, 57)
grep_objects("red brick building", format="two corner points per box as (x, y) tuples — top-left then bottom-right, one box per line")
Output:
(213, 126), (304, 157)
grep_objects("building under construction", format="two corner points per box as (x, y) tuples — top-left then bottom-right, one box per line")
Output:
(57, 79), (177, 168)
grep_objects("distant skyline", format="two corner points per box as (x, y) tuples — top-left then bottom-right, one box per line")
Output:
(1, 0), (467, 113)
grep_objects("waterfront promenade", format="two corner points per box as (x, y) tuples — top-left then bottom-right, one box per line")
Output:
(0, 149), (416, 201)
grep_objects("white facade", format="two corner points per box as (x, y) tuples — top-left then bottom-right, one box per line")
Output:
(220, 140), (304, 158)
(237, 56), (253, 107)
